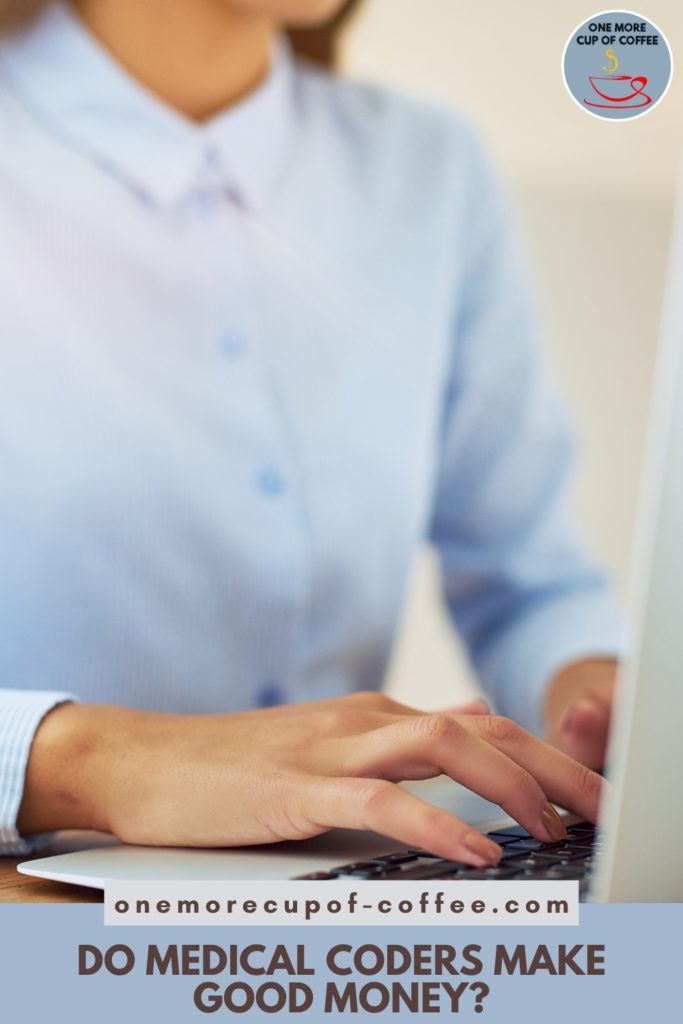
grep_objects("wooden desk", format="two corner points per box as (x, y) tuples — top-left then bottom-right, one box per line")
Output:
(0, 832), (104, 903)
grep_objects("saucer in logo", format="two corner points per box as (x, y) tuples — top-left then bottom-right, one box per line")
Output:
(563, 10), (672, 120)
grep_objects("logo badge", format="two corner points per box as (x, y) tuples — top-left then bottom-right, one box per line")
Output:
(563, 10), (672, 120)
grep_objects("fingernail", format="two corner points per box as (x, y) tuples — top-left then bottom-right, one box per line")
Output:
(464, 833), (501, 866)
(542, 803), (567, 842)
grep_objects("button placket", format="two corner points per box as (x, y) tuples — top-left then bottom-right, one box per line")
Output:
(199, 203), (311, 711)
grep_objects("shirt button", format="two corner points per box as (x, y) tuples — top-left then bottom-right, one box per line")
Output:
(256, 683), (284, 708)
(221, 330), (245, 358)
(193, 187), (222, 214)
(256, 465), (287, 497)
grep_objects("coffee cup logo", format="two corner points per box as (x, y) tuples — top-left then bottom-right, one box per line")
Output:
(563, 11), (672, 120)
(585, 46), (651, 109)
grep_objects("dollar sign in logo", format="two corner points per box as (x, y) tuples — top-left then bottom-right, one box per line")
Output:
(603, 47), (619, 75)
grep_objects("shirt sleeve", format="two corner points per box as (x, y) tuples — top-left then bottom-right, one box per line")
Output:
(429, 127), (627, 736)
(0, 689), (76, 855)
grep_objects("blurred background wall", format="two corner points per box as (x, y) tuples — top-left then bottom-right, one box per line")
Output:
(338, 0), (683, 707)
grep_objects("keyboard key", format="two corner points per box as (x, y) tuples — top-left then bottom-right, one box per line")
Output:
(335, 861), (381, 871)
(504, 839), (544, 851)
(545, 868), (587, 880)
(502, 844), (568, 862)
(372, 852), (418, 865)
(486, 825), (532, 839)
(471, 866), (523, 879)
(568, 823), (595, 836)
(504, 838), (568, 852)
(501, 847), (530, 862)
(344, 869), (387, 878)
(482, 834), (524, 846)
(505, 853), (563, 870)
(556, 846), (593, 861)
(554, 861), (591, 874)
(293, 872), (336, 880)
(389, 860), (468, 880)
(526, 867), (585, 880)
(562, 856), (593, 871)
(330, 861), (390, 878)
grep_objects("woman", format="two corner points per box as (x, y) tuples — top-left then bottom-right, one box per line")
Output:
(0, 0), (622, 863)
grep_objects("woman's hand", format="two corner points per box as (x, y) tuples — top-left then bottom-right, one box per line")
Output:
(544, 659), (618, 770)
(19, 692), (604, 868)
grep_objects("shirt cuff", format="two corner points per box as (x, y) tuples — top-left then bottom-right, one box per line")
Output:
(0, 689), (76, 855)
(475, 592), (627, 737)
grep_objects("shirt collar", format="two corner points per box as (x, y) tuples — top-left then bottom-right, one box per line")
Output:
(0, 0), (296, 211)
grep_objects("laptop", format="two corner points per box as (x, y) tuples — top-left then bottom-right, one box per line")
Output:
(18, 201), (683, 905)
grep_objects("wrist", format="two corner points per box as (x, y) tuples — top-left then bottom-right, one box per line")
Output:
(17, 703), (135, 836)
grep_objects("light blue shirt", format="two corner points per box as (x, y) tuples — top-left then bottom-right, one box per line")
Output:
(0, 2), (624, 853)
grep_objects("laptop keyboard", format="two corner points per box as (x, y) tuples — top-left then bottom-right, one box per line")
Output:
(294, 821), (597, 898)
